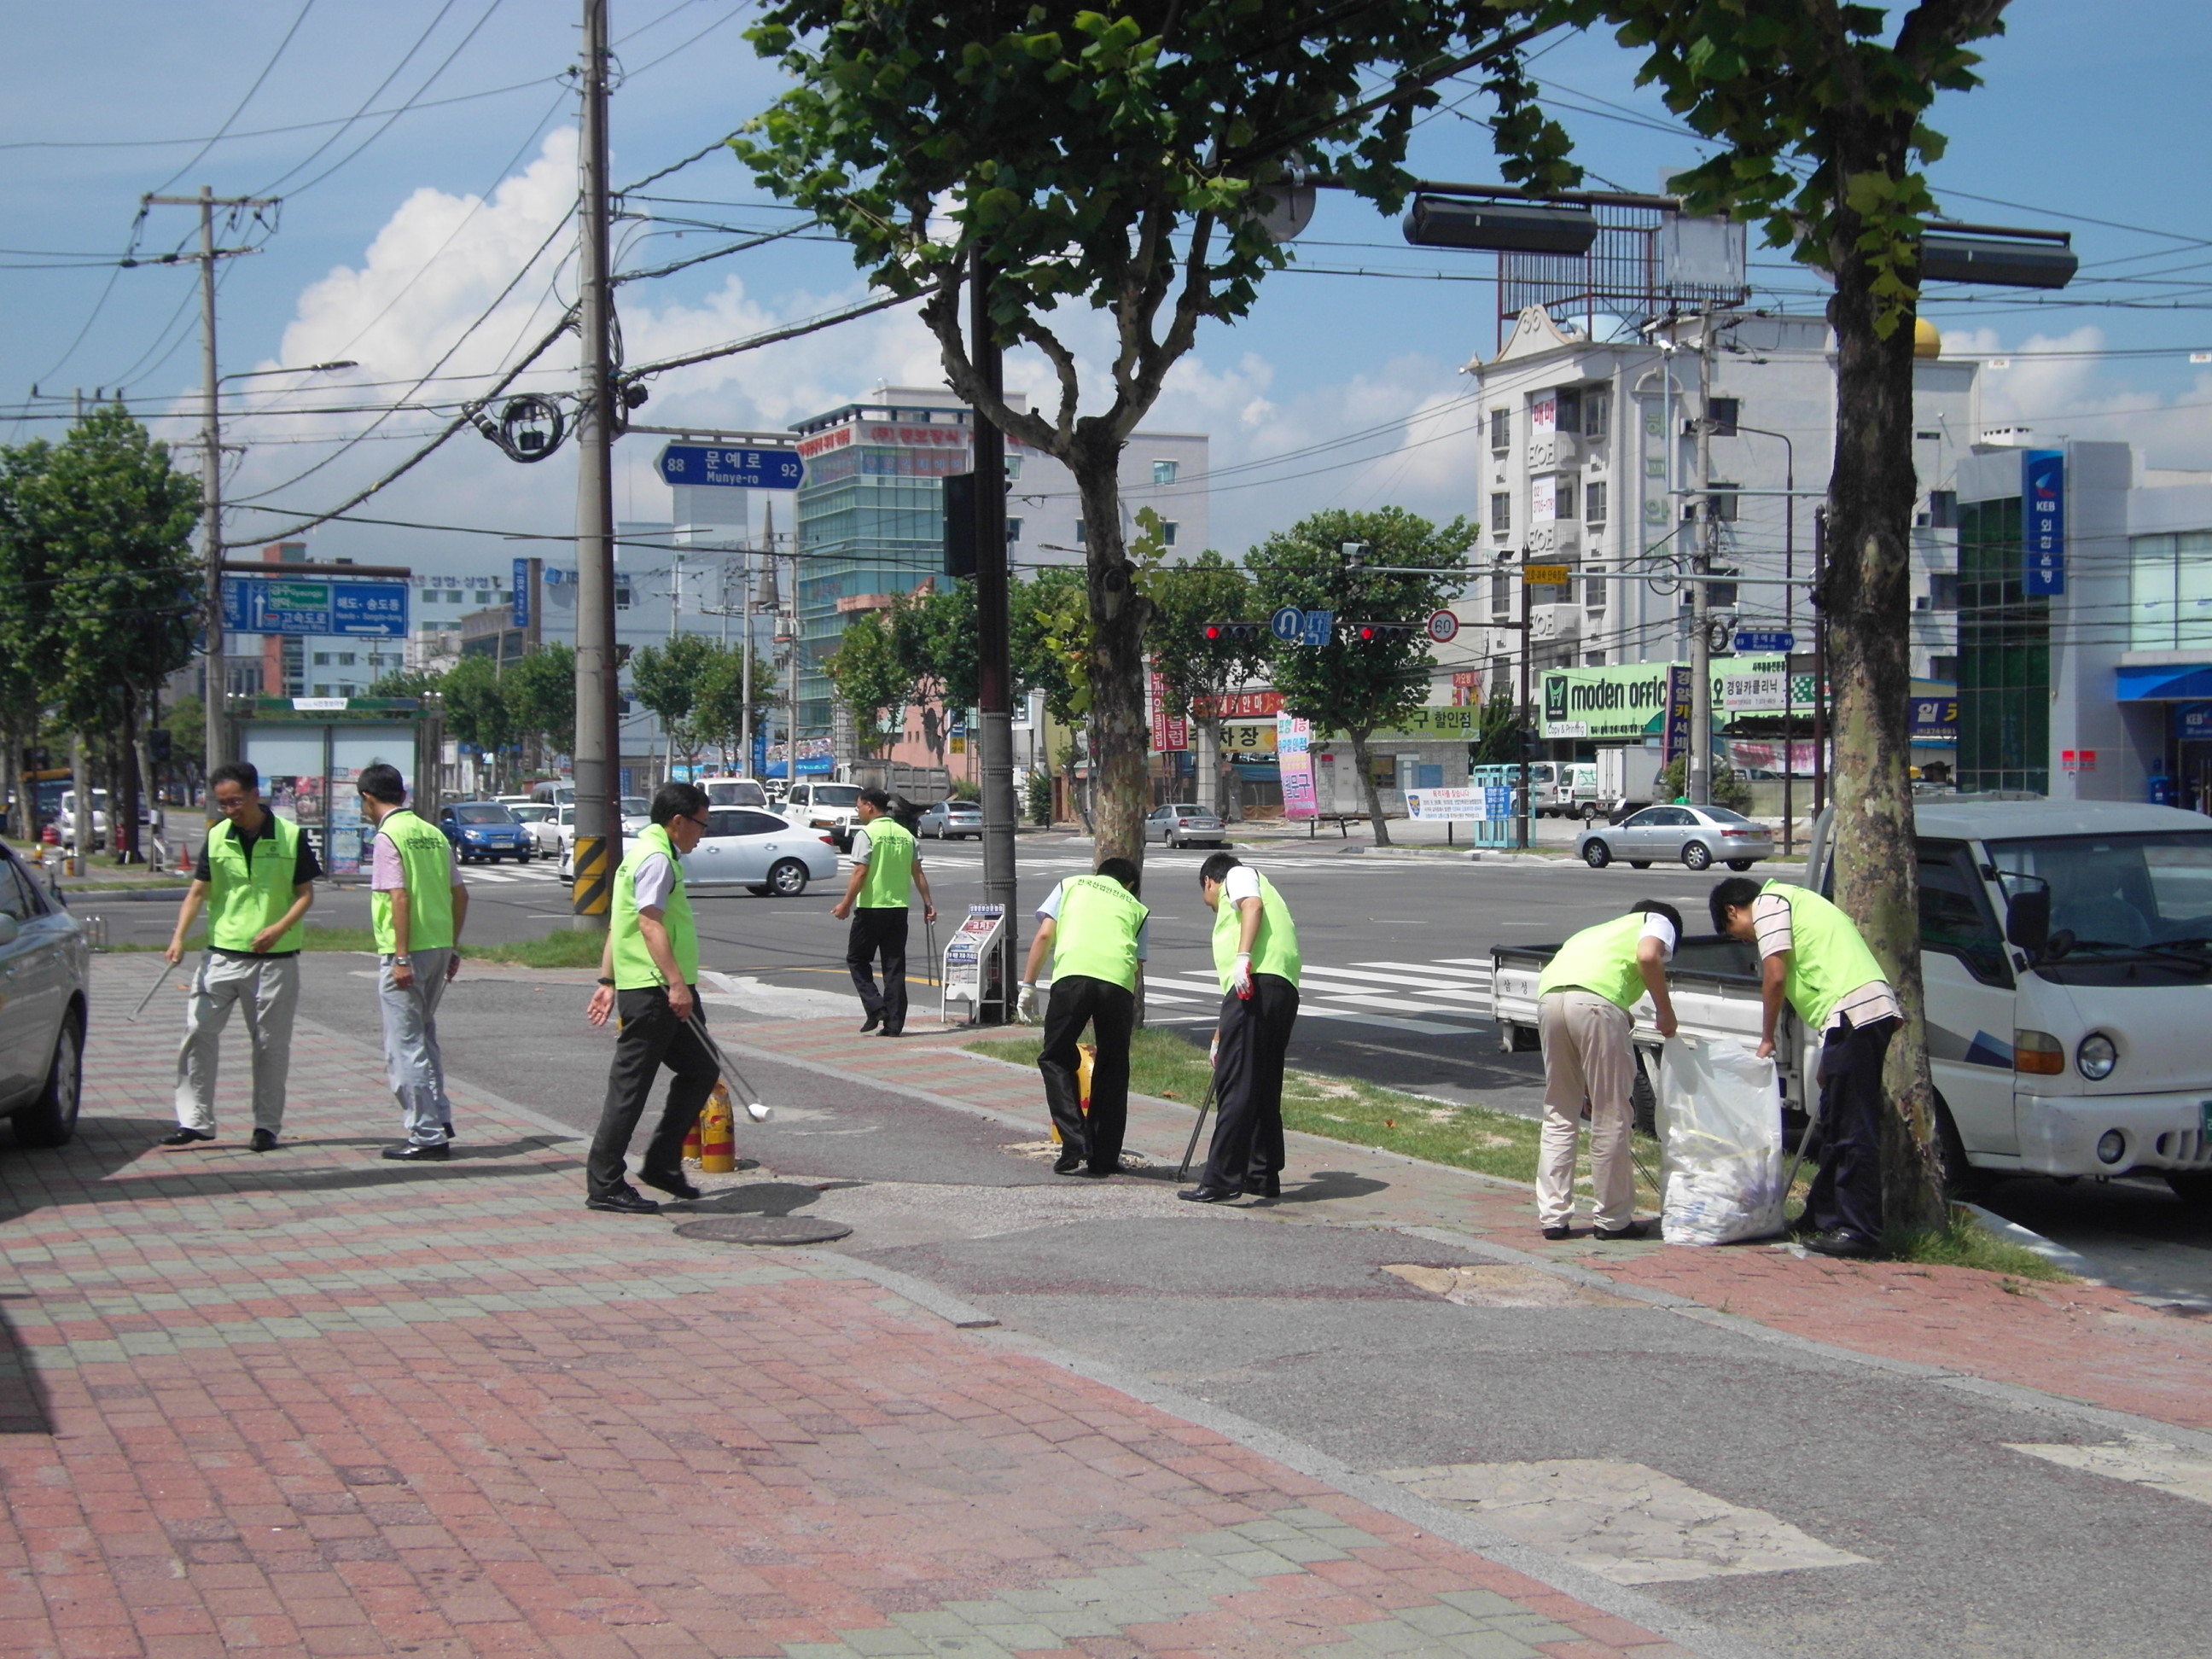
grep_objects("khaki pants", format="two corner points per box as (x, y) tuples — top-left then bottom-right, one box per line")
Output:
(174, 952), (300, 1134)
(1536, 989), (1636, 1229)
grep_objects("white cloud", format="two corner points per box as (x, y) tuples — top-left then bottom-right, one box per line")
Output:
(1950, 322), (2212, 472)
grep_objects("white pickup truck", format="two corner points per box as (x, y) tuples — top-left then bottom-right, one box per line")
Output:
(1488, 798), (2212, 1208)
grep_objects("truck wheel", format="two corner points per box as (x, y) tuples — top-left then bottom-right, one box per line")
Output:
(1582, 840), (1612, 869)
(1681, 841), (1713, 871)
(1581, 802), (1599, 822)
(2166, 1171), (2212, 1209)
(14, 1011), (83, 1148)
(1934, 1096), (1991, 1196)
(768, 859), (808, 897)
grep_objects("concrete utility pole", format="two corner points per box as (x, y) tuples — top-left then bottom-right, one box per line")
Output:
(1688, 308), (1716, 807)
(143, 186), (276, 783)
(568, 0), (620, 930)
(970, 250), (1019, 1011)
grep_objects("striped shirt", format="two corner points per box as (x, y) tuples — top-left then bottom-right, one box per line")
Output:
(1751, 893), (1902, 1032)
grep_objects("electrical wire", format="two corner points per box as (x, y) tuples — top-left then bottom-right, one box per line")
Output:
(146, 0), (318, 196)
(0, 73), (563, 153)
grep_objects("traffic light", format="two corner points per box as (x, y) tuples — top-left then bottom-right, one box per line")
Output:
(1203, 622), (1264, 643)
(149, 730), (172, 764)
(1354, 622), (1417, 643)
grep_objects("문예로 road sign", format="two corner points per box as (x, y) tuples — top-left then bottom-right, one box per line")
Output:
(655, 443), (805, 489)
(1425, 608), (1459, 644)
(1734, 629), (1796, 654)
(1522, 564), (1570, 585)
(1271, 605), (1304, 643)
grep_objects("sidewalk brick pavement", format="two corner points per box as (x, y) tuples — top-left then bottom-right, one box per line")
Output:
(0, 975), (1691, 1659)
(734, 1016), (2212, 1436)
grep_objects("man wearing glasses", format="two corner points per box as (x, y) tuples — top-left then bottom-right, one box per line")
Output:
(582, 781), (719, 1214)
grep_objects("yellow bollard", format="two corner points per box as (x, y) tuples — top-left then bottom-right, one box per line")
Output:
(682, 1120), (702, 1165)
(698, 1083), (736, 1173)
(1051, 1043), (1097, 1145)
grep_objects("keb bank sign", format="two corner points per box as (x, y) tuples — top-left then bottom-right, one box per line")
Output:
(1540, 658), (1793, 740)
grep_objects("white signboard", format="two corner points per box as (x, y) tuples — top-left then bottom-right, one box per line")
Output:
(1531, 474), (1557, 523)
(1405, 787), (1491, 822)
(941, 904), (1007, 1016)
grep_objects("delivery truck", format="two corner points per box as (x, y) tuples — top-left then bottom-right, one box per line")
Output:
(1487, 798), (2212, 1207)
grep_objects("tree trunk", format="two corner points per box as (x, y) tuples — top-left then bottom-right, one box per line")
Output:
(117, 689), (144, 864)
(1825, 201), (1947, 1239)
(1071, 437), (1149, 868)
(1348, 725), (1391, 846)
(0, 714), (20, 847)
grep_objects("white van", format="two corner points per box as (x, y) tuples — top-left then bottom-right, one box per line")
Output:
(1491, 798), (2212, 1207)
(696, 775), (768, 810)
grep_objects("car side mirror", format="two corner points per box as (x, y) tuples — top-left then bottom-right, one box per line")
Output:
(2005, 884), (2050, 960)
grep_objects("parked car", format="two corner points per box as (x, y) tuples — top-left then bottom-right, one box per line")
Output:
(531, 781), (575, 806)
(1575, 804), (1774, 871)
(510, 802), (560, 849)
(917, 800), (984, 840)
(620, 795), (651, 836)
(783, 781), (865, 851)
(0, 841), (89, 1146)
(56, 789), (110, 850)
(1144, 802), (1227, 850)
(698, 775), (769, 809)
(437, 800), (534, 864)
(680, 807), (840, 897)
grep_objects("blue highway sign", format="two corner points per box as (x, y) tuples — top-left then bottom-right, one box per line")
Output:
(1733, 629), (1795, 654)
(223, 578), (409, 639)
(655, 442), (804, 489)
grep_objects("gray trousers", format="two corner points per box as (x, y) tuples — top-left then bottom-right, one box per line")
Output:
(378, 948), (455, 1145)
(175, 952), (300, 1133)
(1536, 988), (1637, 1230)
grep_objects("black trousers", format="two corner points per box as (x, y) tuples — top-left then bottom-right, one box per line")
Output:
(1038, 975), (1135, 1173)
(587, 987), (719, 1198)
(1804, 1014), (1898, 1244)
(847, 906), (909, 1032)
(1200, 975), (1299, 1194)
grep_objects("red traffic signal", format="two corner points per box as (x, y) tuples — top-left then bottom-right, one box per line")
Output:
(1204, 622), (1262, 642)
(1355, 622), (1416, 643)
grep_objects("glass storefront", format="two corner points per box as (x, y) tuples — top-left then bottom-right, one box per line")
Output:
(1957, 495), (2050, 795)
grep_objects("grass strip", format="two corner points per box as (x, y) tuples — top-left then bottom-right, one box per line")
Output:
(1885, 1208), (2075, 1283)
(971, 1025), (1661, 1201)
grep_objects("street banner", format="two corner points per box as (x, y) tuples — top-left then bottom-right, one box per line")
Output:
(1661, 666), (1693, 764)
(1405, 787), (1491, 821)
(2024, 449), (2065, 597)
(1277, 714), (1317, 820)
(1148, 672), (1189, 752)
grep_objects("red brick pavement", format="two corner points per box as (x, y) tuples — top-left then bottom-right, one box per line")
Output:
(0, 977), (1692, 1659)
(727, 1016), (2212, 1435)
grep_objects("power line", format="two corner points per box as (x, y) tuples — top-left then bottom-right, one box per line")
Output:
(147, 0), (318, 196)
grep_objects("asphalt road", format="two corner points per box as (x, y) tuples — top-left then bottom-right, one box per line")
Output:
(124, 951), (2212, 1659)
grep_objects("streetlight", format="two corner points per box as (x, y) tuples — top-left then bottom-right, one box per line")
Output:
(218, 359), (358, 385)
(1726, 422), (1799, 852)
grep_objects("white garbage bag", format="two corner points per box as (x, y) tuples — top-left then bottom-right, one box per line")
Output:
(1656, 1035), (1785, 1245)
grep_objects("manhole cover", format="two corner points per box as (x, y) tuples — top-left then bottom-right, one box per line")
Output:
(672, 1215), (852, 1246)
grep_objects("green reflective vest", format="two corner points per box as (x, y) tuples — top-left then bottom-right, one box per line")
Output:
(370, 808), (456, 956)
(204, 813), (306, 954)
(1211, 871), (1301, 992)
(855, 817), (916, 909)
(1538, 912), (1653, 1010)
(1764, 879), (1890, 1030)
(611, 823), (699, 991)
(1051, 875), (1148, 992)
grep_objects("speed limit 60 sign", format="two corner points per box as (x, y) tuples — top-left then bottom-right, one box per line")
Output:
(1425, 609), (1459, 644)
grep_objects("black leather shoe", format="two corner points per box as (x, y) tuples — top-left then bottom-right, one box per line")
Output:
(859, 1010), (882, 1034)
(876, 1027), (904, 1039)
(1052, 1151), (1085, 1175)
(1078, 1164), (1115, 1179)
(1178, 1186), (1240, 1203)
(1595, 1220), (1650, 1242)
(1540, 1225), (1572, 1241)
(156, 1128), (215, 1149)
(1256, 1173), (1282, 1198)
(248, 1128), (279, 1153)
(586, 1187), (661, 1215)
(637, 1167), (701, 1202)
(1803, 1228), (1877, 1260)
(380, 1141), (449, 1161)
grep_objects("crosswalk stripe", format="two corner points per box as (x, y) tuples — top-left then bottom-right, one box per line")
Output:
(1351, 959), (1492, 981)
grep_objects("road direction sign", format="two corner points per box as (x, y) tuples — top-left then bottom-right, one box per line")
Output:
(655, 443), (805, 489)
(1734, 629), (1796, 654)
(1300, 608), (1336, 648)
(223, 577), (409, 639)
(1425, 608), (1460, 644)
(1522, 564), (1570, 585)
(1271, 605), (1304, 643)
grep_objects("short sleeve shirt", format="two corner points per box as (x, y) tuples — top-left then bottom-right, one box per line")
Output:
(1640, 912), (1679, 958)
(370, 826), (460, 893)
(1752, 891), (1902, 1031)
(195, 814), (323, 887)
(631, 852), (677, 912)
(848, 824), (920, 867)
(1223, 864), (1262, 906)
(1037, 879), (1150, 962)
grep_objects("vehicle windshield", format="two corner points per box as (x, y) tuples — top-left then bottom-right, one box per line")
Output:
(809, 785), (862, 807)
(620, 796), (649, 816)
(511, 805), (551, 823)
(705, 780), (765, 806)
(938, 800), (980, 812)
(453, 804), (512, 824)
(1700, 807), (1756, 826)
(1169, 804), (1207, 815)
(1989, 830), (2212, 979)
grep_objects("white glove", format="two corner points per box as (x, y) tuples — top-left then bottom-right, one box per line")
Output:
(1016, 982), (1039, 1022)
(1231, 953), (1254, 998)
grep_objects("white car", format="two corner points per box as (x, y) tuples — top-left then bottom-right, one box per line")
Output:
(512, 802), (565, 856)
(0, 841), (90, 1145)
(783, 781), (864, 852)
(682, 807), (840, 897)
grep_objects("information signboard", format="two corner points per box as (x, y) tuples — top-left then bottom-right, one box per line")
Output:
(655, 443), (805, 489)
(223, 578), (409, 638)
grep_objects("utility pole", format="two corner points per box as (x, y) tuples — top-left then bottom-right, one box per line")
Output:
(143, 186), (276, 785)
(785, 549), (800, 787)
(1688, 306), (1715, 807)
(568, 0), (620, 930)
(1517, 571), (1533, 851)
(970, 250), (1019, 1012)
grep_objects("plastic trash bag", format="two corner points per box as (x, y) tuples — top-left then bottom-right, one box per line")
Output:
(1656, 1035), (1785, 1245)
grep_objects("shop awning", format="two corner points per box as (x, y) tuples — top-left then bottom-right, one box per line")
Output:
(2117, 661), (2212, 701)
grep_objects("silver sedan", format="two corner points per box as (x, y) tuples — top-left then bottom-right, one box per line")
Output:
(1576, 804), (1775, 872)
(1144, 802), (1227, 849)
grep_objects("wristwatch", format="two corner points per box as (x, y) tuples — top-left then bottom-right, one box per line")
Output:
(393, 955), (411, 966)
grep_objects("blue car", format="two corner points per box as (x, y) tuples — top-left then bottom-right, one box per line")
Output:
(437, 800), (533, 864)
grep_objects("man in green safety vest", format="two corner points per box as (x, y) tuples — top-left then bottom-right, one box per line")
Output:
(160, 760), (322, 1151)
(1019, 857), (1148, 1177)
(1533, 899), (1683, 1241)
(358, 764), (469, 1162)
(830, 788), (936, 1037)
(582, 782), (719, 1215)
(1711, 875), (1901, 1260)
(1180, 853), (1302, 1204)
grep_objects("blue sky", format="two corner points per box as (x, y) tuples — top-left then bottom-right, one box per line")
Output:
(3, 0), (2207, 569)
